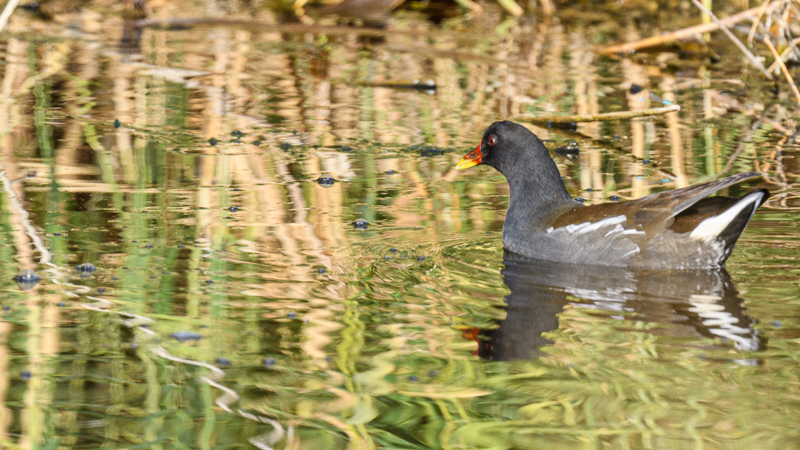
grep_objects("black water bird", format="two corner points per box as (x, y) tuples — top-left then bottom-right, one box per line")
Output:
(456, 121), (769, 269)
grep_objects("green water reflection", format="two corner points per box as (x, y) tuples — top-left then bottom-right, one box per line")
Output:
(0, 4), (798, 449)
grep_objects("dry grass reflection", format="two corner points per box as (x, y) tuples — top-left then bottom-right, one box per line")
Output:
(0, 0), (798, 448)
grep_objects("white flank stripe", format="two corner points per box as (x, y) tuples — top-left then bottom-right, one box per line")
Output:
(689, 191), (765, 241)
(564, 215), (627, 235)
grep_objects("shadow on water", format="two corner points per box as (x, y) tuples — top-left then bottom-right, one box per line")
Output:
(477, 252), (765, 361)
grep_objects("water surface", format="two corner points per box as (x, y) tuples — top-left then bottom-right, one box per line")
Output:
(1, 3), (799, 448)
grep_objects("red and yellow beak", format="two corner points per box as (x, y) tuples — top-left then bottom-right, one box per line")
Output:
(456, 143), (483, 170)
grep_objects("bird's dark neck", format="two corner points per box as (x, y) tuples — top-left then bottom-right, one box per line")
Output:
(502, 152), (576, 230)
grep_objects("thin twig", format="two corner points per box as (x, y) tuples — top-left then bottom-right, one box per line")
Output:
(748, 0), (774, 46)
(513, 104), (680, 124)
(0, 0), (20, 32)
(766, 45), (792, 74)
(596, 2), (782, 55)
(764, 37), (800, 108)
(691, 0), (774, 81)
(719, 115), (766, 177)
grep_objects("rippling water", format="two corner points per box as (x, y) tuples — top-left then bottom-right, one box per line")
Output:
(0, 3), (799, 448)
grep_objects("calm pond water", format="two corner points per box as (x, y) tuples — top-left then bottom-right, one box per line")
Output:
(1, 2), (799, 449)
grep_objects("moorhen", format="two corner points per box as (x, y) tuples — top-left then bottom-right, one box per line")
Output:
(456, 121), (769, 269)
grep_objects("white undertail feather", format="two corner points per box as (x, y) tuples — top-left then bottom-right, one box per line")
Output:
(689, 191), (766, 242)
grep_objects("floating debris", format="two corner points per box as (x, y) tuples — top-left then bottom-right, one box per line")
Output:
(409, 145), (446, 157)
(648, 92), (674, 106)
(361, 79), (436, 94)
(14, 270), (40, 290)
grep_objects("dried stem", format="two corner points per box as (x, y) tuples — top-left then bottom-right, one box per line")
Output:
(0, 0), (20, 32)
(719, 114), (766, 177)
(596, 2), (782, 55)
(513, 104), (680, 124)
(764, 38), (800, 108)
(691, 0), (774, 81)
(748, 0), (774, 46)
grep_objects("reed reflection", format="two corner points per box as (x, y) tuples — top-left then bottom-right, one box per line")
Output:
(477, 252), (765, 361)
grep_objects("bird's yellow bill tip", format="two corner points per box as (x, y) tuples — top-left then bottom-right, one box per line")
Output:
(455, 144), (482, 170)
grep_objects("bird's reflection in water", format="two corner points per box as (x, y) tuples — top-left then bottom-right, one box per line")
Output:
(476, 252), (765, 361)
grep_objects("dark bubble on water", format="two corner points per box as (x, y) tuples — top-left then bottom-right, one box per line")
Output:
(317, 176), (335, 187)
(170, 331), (202, 342)
(216, 358), (231, 367)
(353, 218), (369, 229)
(75, 263), (96, 273)
(263, 357), (276, 368)
(14, 270), (41, 290)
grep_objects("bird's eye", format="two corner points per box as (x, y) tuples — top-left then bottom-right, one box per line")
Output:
(488, 136), (497, 146)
